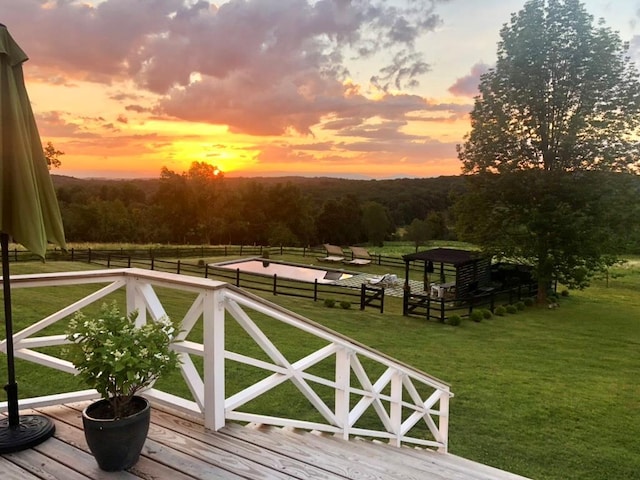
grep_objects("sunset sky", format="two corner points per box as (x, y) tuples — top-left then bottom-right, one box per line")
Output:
(3, 0), (640, 179)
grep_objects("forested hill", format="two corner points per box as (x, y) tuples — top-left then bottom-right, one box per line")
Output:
(50, 174), (466, 245)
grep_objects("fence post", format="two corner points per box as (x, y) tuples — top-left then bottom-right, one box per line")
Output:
(440, 299), (445, 323)
(107, 254), (111, 268)
(71, 248), (75, 261)
(360, 284), (366, 310)
(177, 260), (181, 274)
(151, 256), (155, 270)
(426, 297), (431, 321)
(273, 274), (277, 295)
(314, 279), (318, 301)
(402, 289), (408, 315)
(235, 268), (240, 287)
(127, 256), (131, 268)
(240, 245), (243, 255)
(379, 289), (384, 314)
(88, 248), (92, 264)
(205, 264), (209, 278)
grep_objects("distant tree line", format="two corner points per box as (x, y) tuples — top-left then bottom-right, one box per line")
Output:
(53, 162), (465, 247)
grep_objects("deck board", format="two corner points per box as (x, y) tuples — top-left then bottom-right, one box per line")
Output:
(0, 402), (531, 479)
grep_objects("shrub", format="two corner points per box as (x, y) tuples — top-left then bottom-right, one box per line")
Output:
(448, 315), (461, 326)
(340, 301), (351, 310)
(506, 304), (518, 314)
(516, 301), (526, 311)
(481, 309), (492, 319)
(523, 297), (534, 307)
(495, 306), (506, 316)
(197, 259), (205, 267)
(324, 298), (336, 308)
(561, 289), (569, 297)
(470, 310), (483, 322)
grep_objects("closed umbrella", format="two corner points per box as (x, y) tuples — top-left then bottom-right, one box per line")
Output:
(0, 23), (66, 453)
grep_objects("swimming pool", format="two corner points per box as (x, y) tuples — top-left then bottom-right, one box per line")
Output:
(211, 258), (353, 284)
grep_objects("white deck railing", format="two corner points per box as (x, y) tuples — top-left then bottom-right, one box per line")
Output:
(0, 268), (452, 450)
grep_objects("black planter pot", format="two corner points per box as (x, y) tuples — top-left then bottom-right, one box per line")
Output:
(82, 396), (151, 471)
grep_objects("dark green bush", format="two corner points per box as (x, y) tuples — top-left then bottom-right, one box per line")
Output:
(340, 301), (351, 310)
(470, 310), (483, 322)
(324, 298), (336, 308)
(561, 289), (569, 297)
(516, 301), (526, 310)
(481, 309), (492, 319)
(523, 297), (534, 307)
(495, 306), (506, 316)
(448, 315), (461, 326)
(506, 304), (518, 314)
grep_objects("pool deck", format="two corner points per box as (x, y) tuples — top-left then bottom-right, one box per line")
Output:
(335, 274), (427, 297)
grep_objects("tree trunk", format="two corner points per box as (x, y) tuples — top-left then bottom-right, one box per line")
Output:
(536, 278), (548, 305)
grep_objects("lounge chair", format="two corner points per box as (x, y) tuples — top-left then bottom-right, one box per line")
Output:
(318, 244), (345, 262)
(343, 246), (372, 266)
(367, 274), (398, 287)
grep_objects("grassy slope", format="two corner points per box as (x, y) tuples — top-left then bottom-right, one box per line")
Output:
(2, 254), (639, 480)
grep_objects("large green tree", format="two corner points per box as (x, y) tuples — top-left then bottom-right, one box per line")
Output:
(456, 0), (640, 303)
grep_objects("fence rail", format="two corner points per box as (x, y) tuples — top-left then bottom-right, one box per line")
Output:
(8, 244), (435, 275)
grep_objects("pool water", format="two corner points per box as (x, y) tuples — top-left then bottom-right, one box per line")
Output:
(212, 259), (353, 284)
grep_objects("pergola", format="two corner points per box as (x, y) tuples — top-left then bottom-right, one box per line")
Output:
(402, 248), (491, 298)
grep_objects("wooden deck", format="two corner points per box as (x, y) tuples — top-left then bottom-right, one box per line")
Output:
(1, 402), (531, 480)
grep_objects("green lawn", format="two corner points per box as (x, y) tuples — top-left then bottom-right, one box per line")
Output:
(1, 255), (639, 480)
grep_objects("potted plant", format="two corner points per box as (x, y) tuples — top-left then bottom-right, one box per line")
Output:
(65, 301), (181, 471)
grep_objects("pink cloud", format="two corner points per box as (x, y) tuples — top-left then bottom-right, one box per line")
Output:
(448, 62), (491, 97)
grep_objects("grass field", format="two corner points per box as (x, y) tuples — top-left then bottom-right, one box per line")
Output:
(1, 250), (639, 480)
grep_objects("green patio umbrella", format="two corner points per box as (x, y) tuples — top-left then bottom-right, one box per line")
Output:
(0, 23), (67, 453)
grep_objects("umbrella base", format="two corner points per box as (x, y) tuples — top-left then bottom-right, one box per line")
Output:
(0, 414), (55, 453)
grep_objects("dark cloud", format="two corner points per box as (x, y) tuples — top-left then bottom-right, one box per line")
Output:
(2, 0), (449, 138)
(448, 62), (491, 97)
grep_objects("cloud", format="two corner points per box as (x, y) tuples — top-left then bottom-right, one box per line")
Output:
(448, 62), (491, 97)
(2, 0), (448, 137)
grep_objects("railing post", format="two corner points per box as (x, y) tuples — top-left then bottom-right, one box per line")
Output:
(236, 268), (240, 287)
(440, 299), (445, 323)
(360, 284), (366, 310)
(437, 388), (450, 453)
(335, 347), (351, 440)
(390, 371), (403, 447)
(204, 264), (209, 278)
(203, 289), (226, 431)
(313, 279), (318, 301)
(127, 256), (131, 268)
(273, 274), (277, 296)
(107, 254), (111, 268)
(177, 260), (181, 275)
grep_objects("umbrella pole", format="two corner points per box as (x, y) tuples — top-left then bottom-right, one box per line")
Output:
(0, 232), (55, 453)
(2, 233), (19, 427)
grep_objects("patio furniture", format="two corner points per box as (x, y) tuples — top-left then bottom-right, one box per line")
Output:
(319, 244), (345, 262)
(343, 246), (372, 265)
(368, 274), (399, 287)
